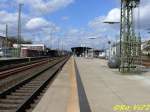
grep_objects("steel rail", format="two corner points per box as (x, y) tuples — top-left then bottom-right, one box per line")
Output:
(0, 58), (49, 72)
(0, 56), (69, 112)
(0, 58), (57, 80)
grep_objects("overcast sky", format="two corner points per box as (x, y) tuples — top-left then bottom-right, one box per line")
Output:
(0, 0), (150, 50)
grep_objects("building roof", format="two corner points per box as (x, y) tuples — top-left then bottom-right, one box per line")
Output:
(21, 44), (45, 47)
(71, 47), (92, 50)
(13, 44), (46, 51)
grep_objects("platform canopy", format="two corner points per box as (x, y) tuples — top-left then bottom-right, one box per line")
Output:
(71, 47), (92, 56)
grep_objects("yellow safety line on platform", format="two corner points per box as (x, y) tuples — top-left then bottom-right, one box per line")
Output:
(67, 57), (80, 112)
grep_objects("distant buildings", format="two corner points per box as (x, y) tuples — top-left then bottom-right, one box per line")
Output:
(105, 40), (150, 59)
(0, 36), (38, 57)
(110, 43), (120, 57)
(141, 40), (150, 56)
(0, 36), (18, 57)
(0, 36), (15, 48)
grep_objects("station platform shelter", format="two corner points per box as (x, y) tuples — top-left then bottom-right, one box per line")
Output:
(71, 47), (92, 57)
(71, 47), (105, 58)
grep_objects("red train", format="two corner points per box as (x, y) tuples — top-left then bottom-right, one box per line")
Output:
(21, 48), (70, 58)
(21, 48), (43, 57)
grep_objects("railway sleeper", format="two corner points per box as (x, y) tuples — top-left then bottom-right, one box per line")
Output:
(15, 89), (34, 93)
(0, 110), (15, 112)
(29, 80), (46, 82)
(11, 92), (32, 96)
(0, 57), (68, 112)
(27, 82), (43, 85)
(6, 95), (25, 100)
(0, 99), (23, 104)
(0, 103), (18, 109)
(22, 85), (41, 88)
(18, 87), (35, 90)
(24, 83), (41, 86)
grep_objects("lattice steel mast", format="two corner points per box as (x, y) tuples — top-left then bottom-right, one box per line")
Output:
(120, 0), (141, 72)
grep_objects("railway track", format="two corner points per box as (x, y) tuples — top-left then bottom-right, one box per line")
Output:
(0, 56), (69, 112)
(0, 58), (49, 72)
(0, 57), (57, 80)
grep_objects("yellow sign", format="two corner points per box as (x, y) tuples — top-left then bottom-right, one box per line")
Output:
(113, 104), (150, 111)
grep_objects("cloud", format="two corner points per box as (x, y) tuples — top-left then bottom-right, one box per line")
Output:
(89, 0), (150, 36)
(89, 8), (120, 30)
(67, 28), (79, 34)
(26, 17), (50, 30)
(17, 0), (74, 14)
(104, 8), (120, 22)
(88, 16), (106, 30)
(0, 11), (18, 25)
(24, 17), (62, 48)
(138, 2), (150, 29)
(0, 10), (59, 45)
(61, 16), (69, 21)
(0, 10), (29, 35)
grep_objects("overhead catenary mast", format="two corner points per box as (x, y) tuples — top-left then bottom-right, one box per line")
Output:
(4, 24), (8, 56)
(17, 3), (23, 57)
(119, 0), (141, 72)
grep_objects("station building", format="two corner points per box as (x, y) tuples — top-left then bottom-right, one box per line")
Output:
(0, 36), (15, 48)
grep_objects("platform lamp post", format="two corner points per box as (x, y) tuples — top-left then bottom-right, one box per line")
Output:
(88, 37), (97, 58)
(108, 40), (111, 59)
(103, 21), (120, 59)
(84, 42), (88, 58)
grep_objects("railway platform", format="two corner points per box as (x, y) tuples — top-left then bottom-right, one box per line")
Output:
(0, 57), (21, 60)
(33, 57), (150, 112)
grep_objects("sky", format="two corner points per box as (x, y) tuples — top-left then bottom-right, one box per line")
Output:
(0, 0), (150, 50)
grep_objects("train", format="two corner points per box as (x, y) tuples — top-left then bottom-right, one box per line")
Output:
(21, 48), (43, 57)
(20, 48), (70, 58)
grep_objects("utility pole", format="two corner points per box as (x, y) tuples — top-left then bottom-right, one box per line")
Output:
(61, 40), (63, 50)
(17, 3), (23, 57)
(58, 38), (60, 50)
(50, 29), (53, 49)
(5, 24), (8, 56)
(58, 38), (61, 56)
(5, 24), (8, 46)
(108, 40), (111, 60)
(49, 25), (56, 49)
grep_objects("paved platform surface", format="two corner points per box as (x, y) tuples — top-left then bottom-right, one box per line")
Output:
(0, 57), (21, 60)
(75, 57), (150, 112)
(32, 57), (79, 112)
(32, 57), (150, 112)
